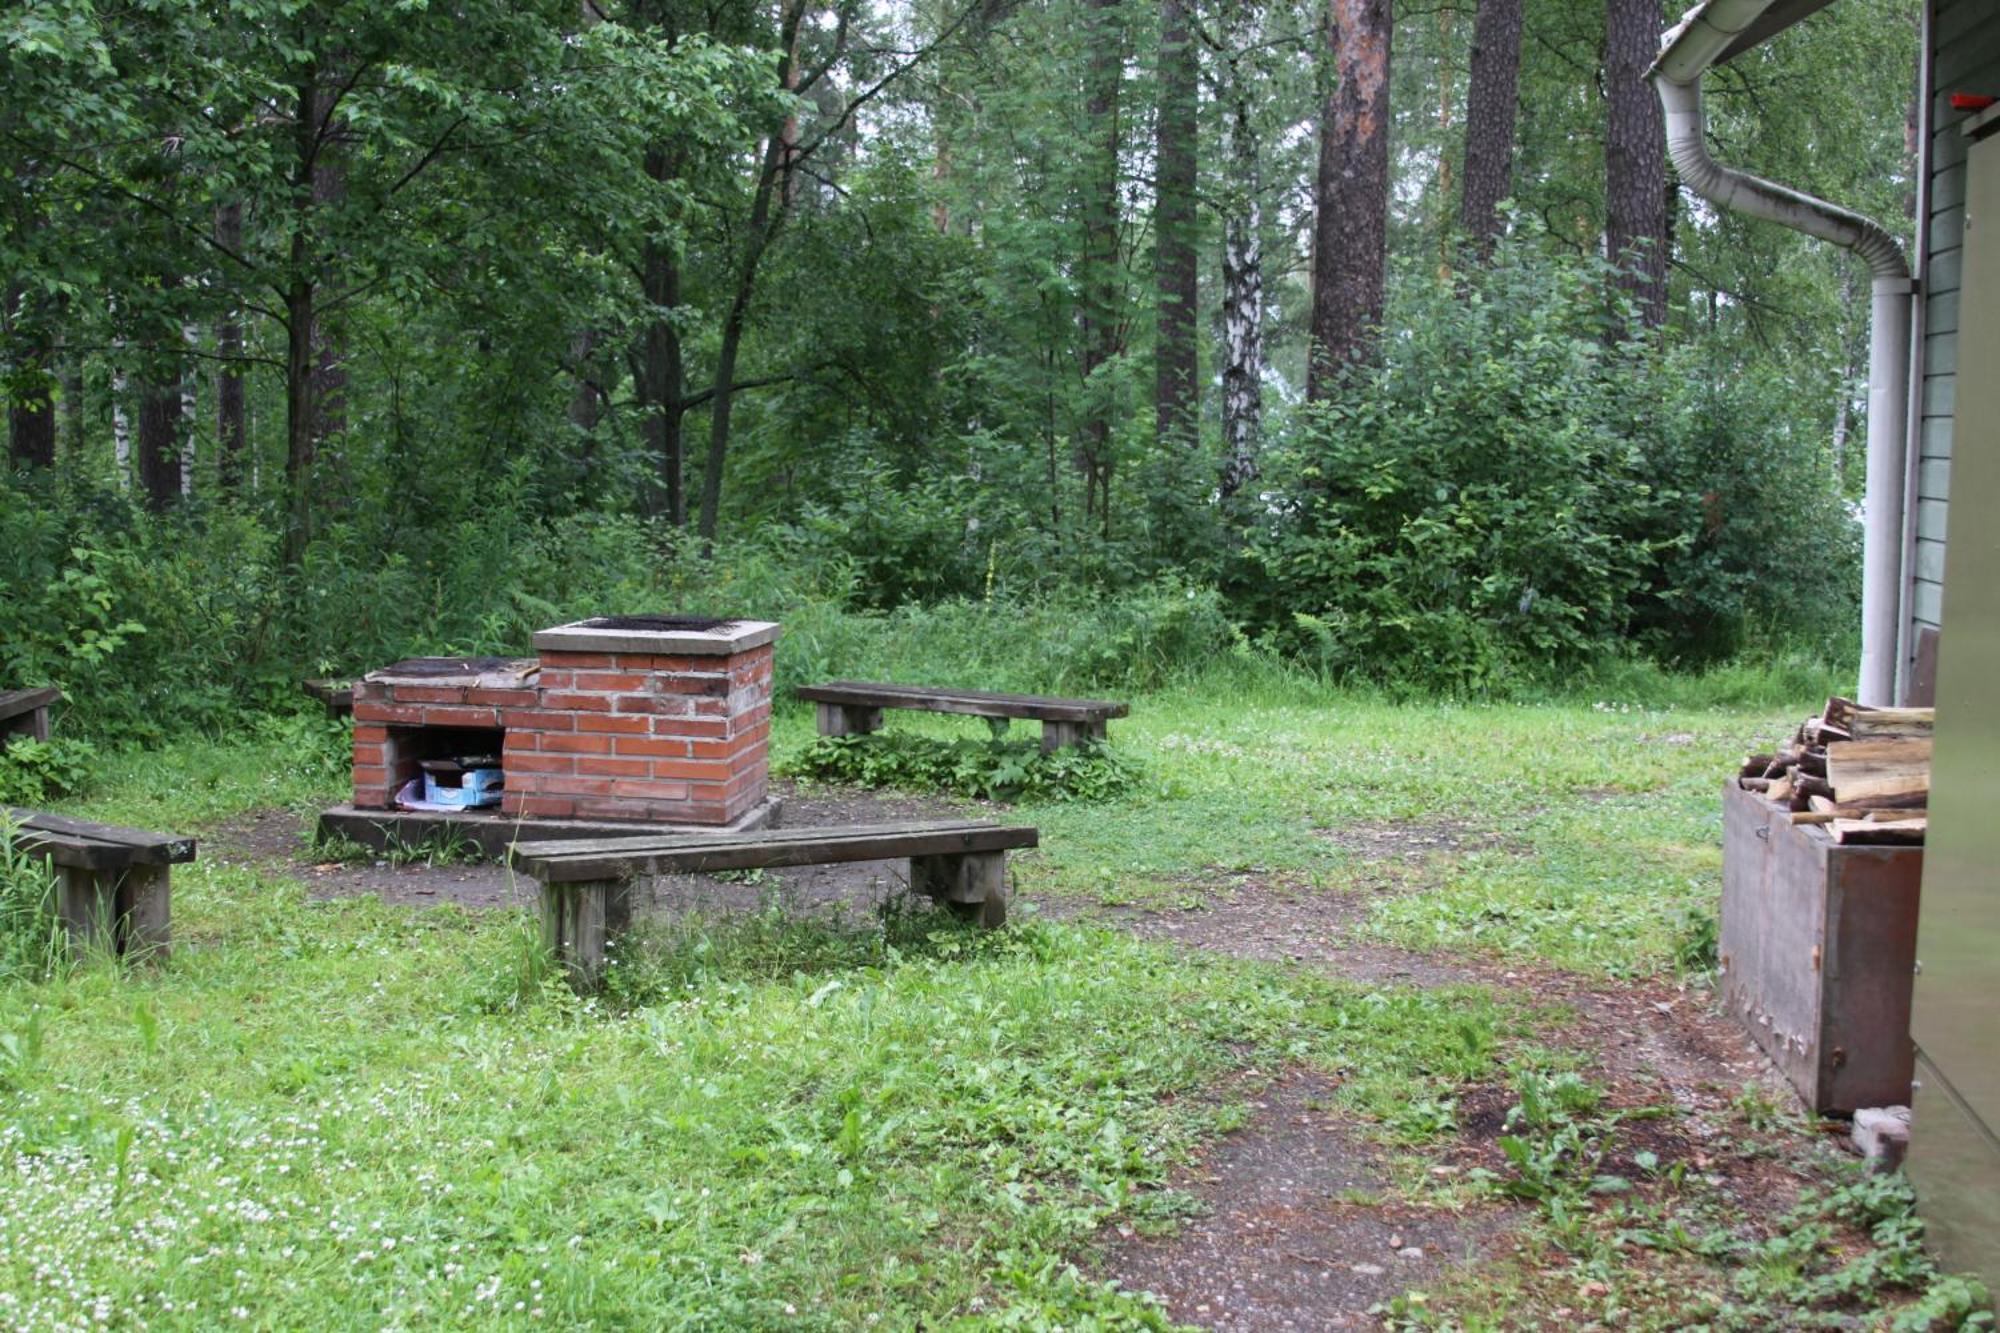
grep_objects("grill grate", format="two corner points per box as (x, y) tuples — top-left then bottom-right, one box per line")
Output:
(575, 615), (738, 634)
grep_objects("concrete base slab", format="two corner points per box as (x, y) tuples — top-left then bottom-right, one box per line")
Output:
(316, 796), (783, 860)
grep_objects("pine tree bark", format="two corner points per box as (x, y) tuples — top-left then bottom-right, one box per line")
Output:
(1078, 0), (1123, 527)
(1154, 0), (1199, 449)
(1604, 0), (1669, 329)
(1459, 0), (1523, 251)
(1307, 0), (1393, 399)
(216, 202), (248, 495)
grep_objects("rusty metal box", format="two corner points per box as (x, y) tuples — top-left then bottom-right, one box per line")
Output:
(1719, 781), (1923, 1113)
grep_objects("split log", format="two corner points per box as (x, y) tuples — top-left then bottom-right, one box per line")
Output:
(1833, 817), (1927, 846)
(1808, 794), (1926, 818)
(1824, 738), (1932, 805)
(1848, 707), (1935, 742)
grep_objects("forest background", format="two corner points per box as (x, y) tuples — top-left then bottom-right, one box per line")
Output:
(0, 0), (1919, 753)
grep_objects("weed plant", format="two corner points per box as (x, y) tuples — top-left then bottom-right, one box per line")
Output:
(0, 818), (62, 984)
(784, 733), (1139, 802)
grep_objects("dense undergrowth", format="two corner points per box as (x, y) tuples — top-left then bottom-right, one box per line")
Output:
(2, 245), (1863, 747)
(0, 481), (1852, 755)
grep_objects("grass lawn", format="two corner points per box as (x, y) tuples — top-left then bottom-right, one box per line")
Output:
(0, 681), (1987, 1329)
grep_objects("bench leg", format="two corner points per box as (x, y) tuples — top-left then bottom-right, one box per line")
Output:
(541, 878), (632, 991)
(117, 865), (171, 961)
(910, 852), (1009, 929)
(56, 865), (172, 963)
(56, 867), (119, 958)
(816, 703), (883, 738)
(1, 708), (51, 745)
(1039, 719), (1107, 754)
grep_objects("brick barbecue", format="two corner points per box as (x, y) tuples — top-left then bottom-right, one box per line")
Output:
(350, 617), (778, 827)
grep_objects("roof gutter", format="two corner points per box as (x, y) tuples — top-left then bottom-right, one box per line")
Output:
(1652, 0), (1914, 705)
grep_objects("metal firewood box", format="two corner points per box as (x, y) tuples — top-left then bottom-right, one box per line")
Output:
(1719, 781), (1923, 1114)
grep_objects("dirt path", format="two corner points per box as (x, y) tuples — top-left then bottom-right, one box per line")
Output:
(1073, 873), (1789, 1331)
(1104, 1069), (1498, 1330)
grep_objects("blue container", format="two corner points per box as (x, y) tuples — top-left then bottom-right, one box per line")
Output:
(422, 767), (504, 809)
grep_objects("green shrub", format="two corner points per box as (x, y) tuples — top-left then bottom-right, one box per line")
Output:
(1247, 234), (1858, 692)
(0, 737), (98, 805)
(784, 733), (1139, 802)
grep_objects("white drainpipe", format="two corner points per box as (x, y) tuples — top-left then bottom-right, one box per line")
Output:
(1653, 1), (1914, 705)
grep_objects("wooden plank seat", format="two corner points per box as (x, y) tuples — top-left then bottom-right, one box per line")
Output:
(794, 680), (1130, 752)
(3, 807), (194, 961)
(0, 687), (60, 746)
(300, 678), (356, 718)
(509, 819), (1037, 988)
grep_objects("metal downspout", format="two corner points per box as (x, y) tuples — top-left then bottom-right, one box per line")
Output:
(1652, 6), (1915, 705)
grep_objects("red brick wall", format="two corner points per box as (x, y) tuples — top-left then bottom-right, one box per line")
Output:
(351, 681), (535, 809)
(496, 642), (772, 824)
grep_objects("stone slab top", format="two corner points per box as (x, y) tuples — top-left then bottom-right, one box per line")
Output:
(365, 657), (539, 688)
(532, 617), (781, 657)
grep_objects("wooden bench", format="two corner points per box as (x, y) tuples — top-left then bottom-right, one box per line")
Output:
(301, 678), (356, 718)
(4, 807), (194, 961)
(0, 687), (59, 746)
(509, 819), (1037, 988)
(794, 681), (1129, 752)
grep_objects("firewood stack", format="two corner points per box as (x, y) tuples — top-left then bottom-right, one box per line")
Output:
(1737, 698), (1933, 846)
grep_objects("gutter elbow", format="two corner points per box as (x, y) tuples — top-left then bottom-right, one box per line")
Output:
(1650, 72), (1910, 281)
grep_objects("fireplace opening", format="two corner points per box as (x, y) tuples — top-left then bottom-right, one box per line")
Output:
(383, 724), (505, 807)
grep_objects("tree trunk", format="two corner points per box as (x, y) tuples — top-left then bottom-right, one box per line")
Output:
(638, 229), (687, 525)
(1307, 0), (1393, 399)
(695, 0), (805, 547)
(1832, 266), (1860, 484)
(283, 274), (316, 566)
(5, 284), (56, 468)
(1078, 0), (1123, 528)
(216, 202), (248, 495)
(137, 380), (182, 512)
(1154, 0), (1198, 448)
(112, 363), (131, 488)
(1459, 0), (1523, 251)
(1604, 0), (1669, 329)
(6, 389), (55, 469)
(1219, 90), (1264, 499)
(310, 196), (347, 462)
(572, 326), (600, 430)
(280, 70), (322, 571)
(60, 356), (82, 460)
(179, 323), (198, 497)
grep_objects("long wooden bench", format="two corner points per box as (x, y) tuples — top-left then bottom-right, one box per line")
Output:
(509, 819), (1037, 988)
(4, 807), (194, 961)
(0, 687), (59, 746)
(794, 680), (1129, 752)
